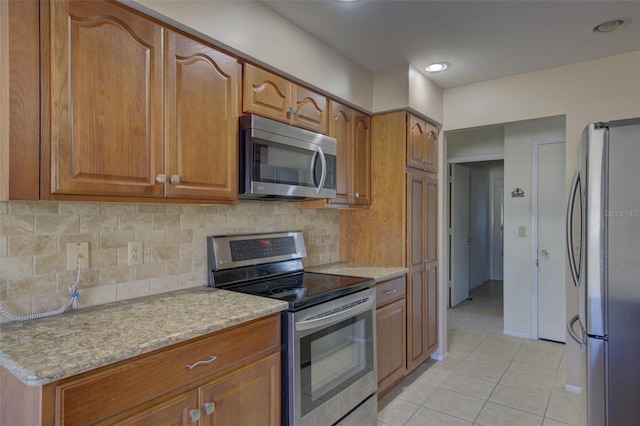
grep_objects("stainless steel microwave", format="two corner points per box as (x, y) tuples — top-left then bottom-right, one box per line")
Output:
(239, 115), (337, 200)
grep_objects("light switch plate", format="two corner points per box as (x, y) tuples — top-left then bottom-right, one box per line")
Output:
(518, 226), (527, 238)
(67, 242), (89, 270)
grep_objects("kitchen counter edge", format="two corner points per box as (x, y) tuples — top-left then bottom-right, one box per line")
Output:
(0, 287), (288, 387)
(306, 262), (408, 283)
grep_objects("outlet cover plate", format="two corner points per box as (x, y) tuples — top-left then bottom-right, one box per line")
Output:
(67, 242), (89, 270)
(128, 241), (143, 265)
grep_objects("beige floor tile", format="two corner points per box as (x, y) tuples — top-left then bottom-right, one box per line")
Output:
(456, 359), (506, 383)
(405, 407), (472, 426)
(431, 355), (465, 371)
(467, 347), (515, 369)
(377, 398), (420, 426)
(542, 418), (572, 426)
(440, 372), (497, 400)
(499, 370), (554, 396)
(394, 379), (439, 406)
(423, 388), (485, 422)
(412, 365), (451, 387)
(475, 401), (544, 426)
(546, 397), (581, 425)
(489, 384), (549, 416)
(508, 357), (558, 380)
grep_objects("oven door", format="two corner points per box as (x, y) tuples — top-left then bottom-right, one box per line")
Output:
(286, 288), (377, 426)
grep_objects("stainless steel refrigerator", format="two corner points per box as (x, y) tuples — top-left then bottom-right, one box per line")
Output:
(566, 118), (640, 426)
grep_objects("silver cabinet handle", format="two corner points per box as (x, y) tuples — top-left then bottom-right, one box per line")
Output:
(170, 174), (181, 184)
(540, 249), (549, 257)
(188, 409), (201, 423)
(286, 106), (295, 119)
(204, 402), (216, 415)
(186, 355), (217, 370)
(384, 289), (397, 295)
(155, 174), (167, 184)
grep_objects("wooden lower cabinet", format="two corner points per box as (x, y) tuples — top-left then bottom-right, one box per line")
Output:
(375, 276), (407, 398)
(0, 315), (281, 426)
(119, 353), (280, 426)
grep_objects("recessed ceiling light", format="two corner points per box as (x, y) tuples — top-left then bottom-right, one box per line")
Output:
(591, 18), (628, 33)
(425, 62), (449, 73)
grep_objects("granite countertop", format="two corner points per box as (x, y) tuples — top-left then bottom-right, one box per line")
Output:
(0, 287), (288, 386)
(306, 262), (408, 283)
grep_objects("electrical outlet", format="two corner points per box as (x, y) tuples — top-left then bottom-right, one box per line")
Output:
(67, 242), (89, 270)
(128, 241), (143, 265)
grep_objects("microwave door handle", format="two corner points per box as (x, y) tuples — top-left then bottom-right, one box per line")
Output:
(314, 146), (327, 194)
(566, 170), (581, 287)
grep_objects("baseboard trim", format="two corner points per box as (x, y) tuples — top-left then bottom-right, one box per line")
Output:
(565, 384), (582, 395)
(430, 351), (448, 361)
(503, 329), (533, 339)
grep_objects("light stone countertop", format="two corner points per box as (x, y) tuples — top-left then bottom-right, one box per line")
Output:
(306, 262), (408, 283)
(0, 287), (288, 386)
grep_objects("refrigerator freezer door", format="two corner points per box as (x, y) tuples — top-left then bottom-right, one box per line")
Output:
(605, 118), (640, 426)
(586, 337), (606, 426)
(582, 124), (606, 337)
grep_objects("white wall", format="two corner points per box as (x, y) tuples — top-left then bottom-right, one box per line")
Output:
(446, 126), (505, 160)
(503, 116), (565, 337)
(444, 50), (640, 388)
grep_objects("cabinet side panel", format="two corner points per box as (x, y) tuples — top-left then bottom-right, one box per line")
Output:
(0, 366), (43, 425)
(339, 111), (406, 265)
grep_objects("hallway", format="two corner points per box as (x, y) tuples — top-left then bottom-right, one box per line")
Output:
(377, 281), (581, 426)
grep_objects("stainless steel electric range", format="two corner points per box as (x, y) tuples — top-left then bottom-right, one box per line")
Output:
(207, 231), (377, 426)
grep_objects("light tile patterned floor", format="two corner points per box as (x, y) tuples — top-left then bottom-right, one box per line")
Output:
(377, 281), (582, 426)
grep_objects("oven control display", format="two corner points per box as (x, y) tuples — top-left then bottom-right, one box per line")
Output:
(230, 236), (297, 261)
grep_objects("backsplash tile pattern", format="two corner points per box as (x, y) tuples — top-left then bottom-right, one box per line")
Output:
(0, 201), (339, 323)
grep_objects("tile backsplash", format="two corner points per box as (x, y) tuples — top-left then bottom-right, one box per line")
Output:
(0, 201), (339, 323)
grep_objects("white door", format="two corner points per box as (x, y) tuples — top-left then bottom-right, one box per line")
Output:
(536, 140), (566, 342)
(492, 178), (504, 280)
(450, 164), (470, 307)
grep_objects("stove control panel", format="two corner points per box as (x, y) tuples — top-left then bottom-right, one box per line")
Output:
(230, 236), (297, 261)
(207, 231), (307, 270)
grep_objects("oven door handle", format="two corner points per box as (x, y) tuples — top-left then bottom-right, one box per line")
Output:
(295, 296), (374, 332)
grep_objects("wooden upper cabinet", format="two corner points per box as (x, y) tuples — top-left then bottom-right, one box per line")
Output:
(164, 31), (239, 201)
(329, 101), (352, 205)
(41, 0), (239, 203)
(324, 101), (370, 207)
(45, 0), (164, 197)
(351, 111), (371, 206)
(243, 63), (327, 134)
(406, 114), (439, 173)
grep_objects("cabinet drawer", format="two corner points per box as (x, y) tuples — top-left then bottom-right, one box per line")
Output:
(55, 315), (280, 426)
(376, 276), (406, 307)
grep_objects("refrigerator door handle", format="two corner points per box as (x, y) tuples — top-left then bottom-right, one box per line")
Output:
(566, 170), (581, 287)
(567, 314), (586, 347)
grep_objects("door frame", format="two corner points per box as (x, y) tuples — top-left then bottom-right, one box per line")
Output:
(530, 136), (565, 339)
(490, 176), (504, 280)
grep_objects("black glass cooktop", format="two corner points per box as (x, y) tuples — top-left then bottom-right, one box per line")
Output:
(221, 272), (373, 311)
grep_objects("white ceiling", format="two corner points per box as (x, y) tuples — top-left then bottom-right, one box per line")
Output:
(260, 0), (640, 89)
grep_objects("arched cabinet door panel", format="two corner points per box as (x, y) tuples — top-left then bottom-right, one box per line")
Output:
(165, 31), (239, 201)
(45, 0), (164, 197)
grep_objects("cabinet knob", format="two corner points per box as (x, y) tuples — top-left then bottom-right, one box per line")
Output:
(155, 174), (167, 184)
(287, 106), (295, 118)
(355, 192), (360, 197)
(188, 409), (201, 423)
(170, 174), (181, 184)
(204, 402), (216, 415)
